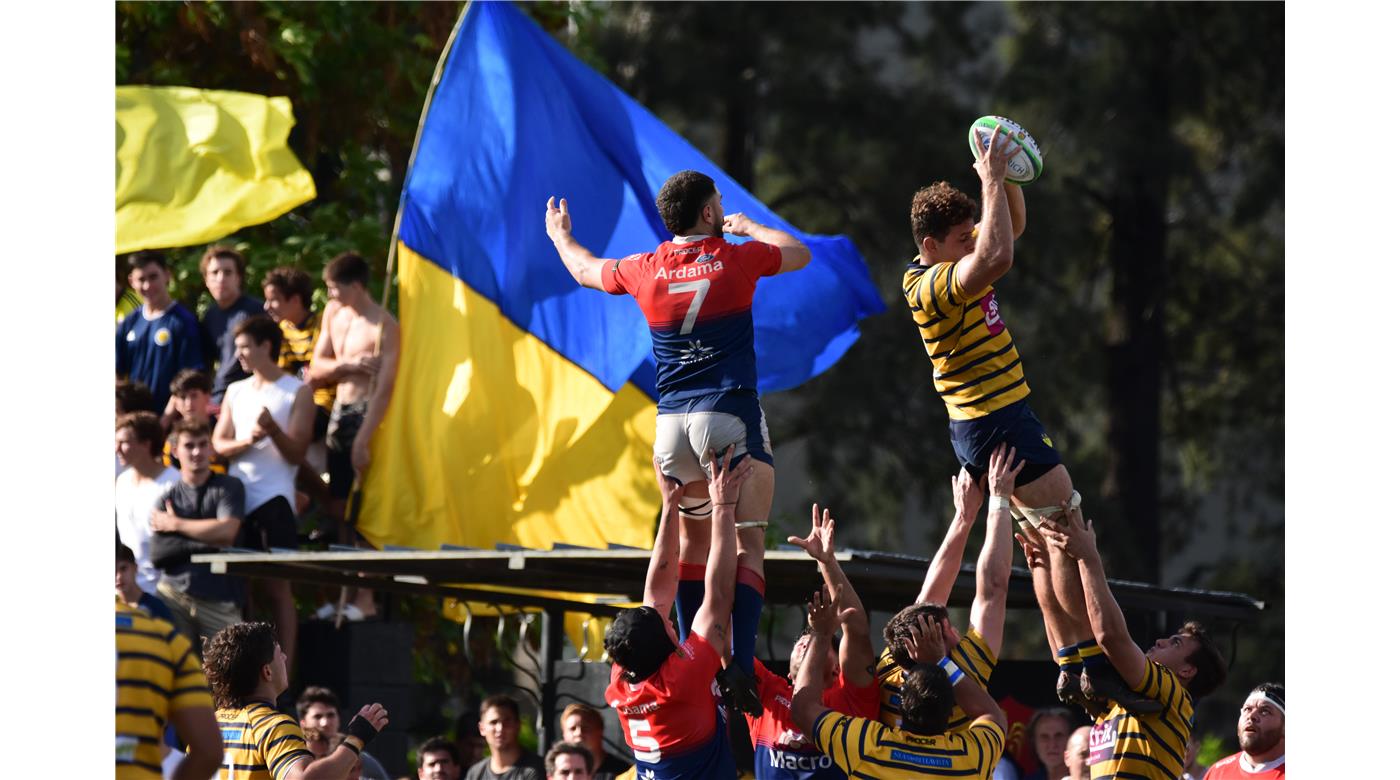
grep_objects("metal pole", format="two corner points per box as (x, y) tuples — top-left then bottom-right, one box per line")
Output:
(538, 606), (565, 755)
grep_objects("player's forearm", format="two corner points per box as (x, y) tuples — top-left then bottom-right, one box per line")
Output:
(300, 748), (363, 780)
(643, 502), (682, 610)
(1006, 184), (1026, 239)
(552, 234), (602, 285)
(792, 627), (834, 733)
(1077, 554), (1130, 645)
(745, 223), (804, 250)
(975, 177), (1014, 267)
(951, 673), (1005, 731)
(972, 506), (1013, 620)
(918, 516), (975, 604)
(818, 558), (869, 634)
(703, 503), (738, 612)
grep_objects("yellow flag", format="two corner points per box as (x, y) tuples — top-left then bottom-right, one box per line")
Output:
(116, 86), (316, 253)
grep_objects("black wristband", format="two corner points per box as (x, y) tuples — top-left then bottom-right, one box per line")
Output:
(345, 714), (380, 748)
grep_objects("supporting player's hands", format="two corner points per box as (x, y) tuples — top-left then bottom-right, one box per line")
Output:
(987, 443), (1024, 501)
(902, 613), (948, 664)
(1014, 524), (1050, 569)
(706, 444), (752, 508)
(545, 196), (573, 242)
(788, 504), (837, 564)
(652, 457), (684, 511)
(806, 584), (856, 636)
(1039, 501), (1100, 562)
(951, 467), (984, 524)
(972, 122), (1019, 185)
(722, 212), (757, 237)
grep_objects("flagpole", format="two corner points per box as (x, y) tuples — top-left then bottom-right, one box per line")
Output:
(381, 0), (473, 310)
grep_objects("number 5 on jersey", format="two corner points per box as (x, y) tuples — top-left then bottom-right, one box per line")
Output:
(628, 717), (662, 762)
(668, 279), (711, 336)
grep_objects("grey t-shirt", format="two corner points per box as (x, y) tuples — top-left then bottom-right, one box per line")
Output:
(202, 294), (265, 402)
(151, 473), (245, 604)
(464, 752), (545, 780)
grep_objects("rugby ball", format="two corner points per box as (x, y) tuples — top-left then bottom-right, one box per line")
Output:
(967, 115), (1044, 185)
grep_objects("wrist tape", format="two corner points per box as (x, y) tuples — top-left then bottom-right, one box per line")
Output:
(344, 714), (380, 750)
(938, 657), (965, 686)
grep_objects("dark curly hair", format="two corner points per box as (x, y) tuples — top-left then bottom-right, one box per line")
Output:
(655, 170), (717, 235)
(1178, 621), (1228, 700)
(263, 266), (314, 310)
(900, 663), (955, 736)
(204, 622), (278, 710)
(233, 315), (283, 362)
(910, 181), (978, 246)
(882, 602), (950, 670)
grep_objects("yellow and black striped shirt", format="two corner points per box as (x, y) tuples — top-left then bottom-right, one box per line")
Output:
(278, 315), (334, 410)
(1088, 661), (1194, 780)
(876, 627), (997, 730)
(813, 708), (1004, 779)
(216, 700), (314, 780)
(903, 257), (1030, 419)
(116, 599), (213, 779)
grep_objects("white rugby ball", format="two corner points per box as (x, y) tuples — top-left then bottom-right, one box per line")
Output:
(967, 115), (1044, 185)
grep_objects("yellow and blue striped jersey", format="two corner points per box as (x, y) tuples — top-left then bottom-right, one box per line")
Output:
(902, 257), (1030, 420)
(1088, 661), (1194, 780)
(812, 708), (1004, 779)
(278, 315), (334, 410)
(877, 626), (997, 730)
(116, 598), (213, 779)
(215, 700), (314, 780)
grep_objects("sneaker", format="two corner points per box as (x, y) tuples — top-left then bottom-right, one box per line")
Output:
(716, 665), (762, 717)
(1081, 667), (1163, 714)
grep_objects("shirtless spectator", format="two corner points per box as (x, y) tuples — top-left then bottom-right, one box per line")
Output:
(198, 246), (265, 406)
(214, 315), (314, 668)
(308, 252), (400, 619)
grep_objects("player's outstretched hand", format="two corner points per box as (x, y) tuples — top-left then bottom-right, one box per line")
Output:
(545, 196), (572, 241)
(722, 212), (757, 237)
(806, 585), (856, 636)
(951, 466), (984, 522)
(987, 443), (1025, 502)
(707, 444), (752, 508)
(788, 503), (837, 564)
(1015, 525), (1050, 569)
(344, 702), (389, 748)
(972, 122), (1018, 184)
(652, 457), (684, 510)
(1040, 501), (1099, 562)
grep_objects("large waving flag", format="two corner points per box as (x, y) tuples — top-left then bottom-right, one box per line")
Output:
(359, 1), (884, 552)
(115, 86), (316, 253)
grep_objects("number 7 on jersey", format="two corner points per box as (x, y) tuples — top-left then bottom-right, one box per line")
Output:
(668, 279), (711, 336)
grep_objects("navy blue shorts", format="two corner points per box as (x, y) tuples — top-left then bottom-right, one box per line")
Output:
(949, 399), (1061, 485)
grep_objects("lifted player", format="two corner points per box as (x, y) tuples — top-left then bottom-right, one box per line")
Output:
(548, 171), (810, 713)
(901, 127), (1144, 711)
(604, 447), (750, 779)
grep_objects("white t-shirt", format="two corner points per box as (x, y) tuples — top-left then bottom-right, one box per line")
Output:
(225, 373), (303, 513)
(115, 466), (181, 595)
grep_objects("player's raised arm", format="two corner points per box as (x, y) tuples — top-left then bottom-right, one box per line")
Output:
(1041, 505), (1147, 688)
(970, 444), (1024, 657)
(691, 446), (752, 650)
(955, 125), (1020, 294)
(791, 585), (856, 737)
(916, 468), (983, 605)
(642, 458), (686, 624)
(722, 212), (811, 274)
(788, 505), (876, 686)
(1007, 183), (1026, 240)
(546, 196), (613, 291)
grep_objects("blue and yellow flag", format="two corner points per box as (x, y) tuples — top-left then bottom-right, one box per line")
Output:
(115, 86), (316, 253)
(359, 1), (884, 552)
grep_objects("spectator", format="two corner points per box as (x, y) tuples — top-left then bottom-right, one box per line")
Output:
(116, 378), (156, 416)
(1181, 737), (1207, 780)
(213, 315), (313, 668)
(418, 736), (464, 780)
(116, 539), (175, 623)
(307, 252), (400, 620)
(117, 250), (204, 412)
(1024, 707), (1074, 780)
(454, 710), (488, 770)
(164, 369), (228, 474)
(149, 419), (246, 649)
(543, 742), (593, 780)
(199, 245), (265, 405)
(117, 253), (143, 323)
(559, 704), (629, 780)
(116, 411), (180, 597)
(298, 686), (393, 780)
(1063, 726), (1091, 780)
(116, 589), (222, 780)
(203, 622), (389, 778)
(1201, 683), (1285, 779)
(465, 695), (544, 780)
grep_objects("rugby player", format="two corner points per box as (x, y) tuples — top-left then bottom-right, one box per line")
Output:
(875, 443), (1019, 731)
(203, 621), (389, 779)
(744, 504), (881, 778)
(603, 448), (751, 779)
(1201, 684), (1285, 779)
(1031, 505), (1228, 779)
(792, 586), (1006, 779)
(901, 128), (1147, 711)
(548, 171), (810, 713)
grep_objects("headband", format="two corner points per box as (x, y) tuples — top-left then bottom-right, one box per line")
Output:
(1243, 689), (1284, 716)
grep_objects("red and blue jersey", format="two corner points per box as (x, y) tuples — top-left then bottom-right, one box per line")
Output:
(601, 236), (782, 409)
(605, 632), (734, 779)
(746, 659), (881, 780)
